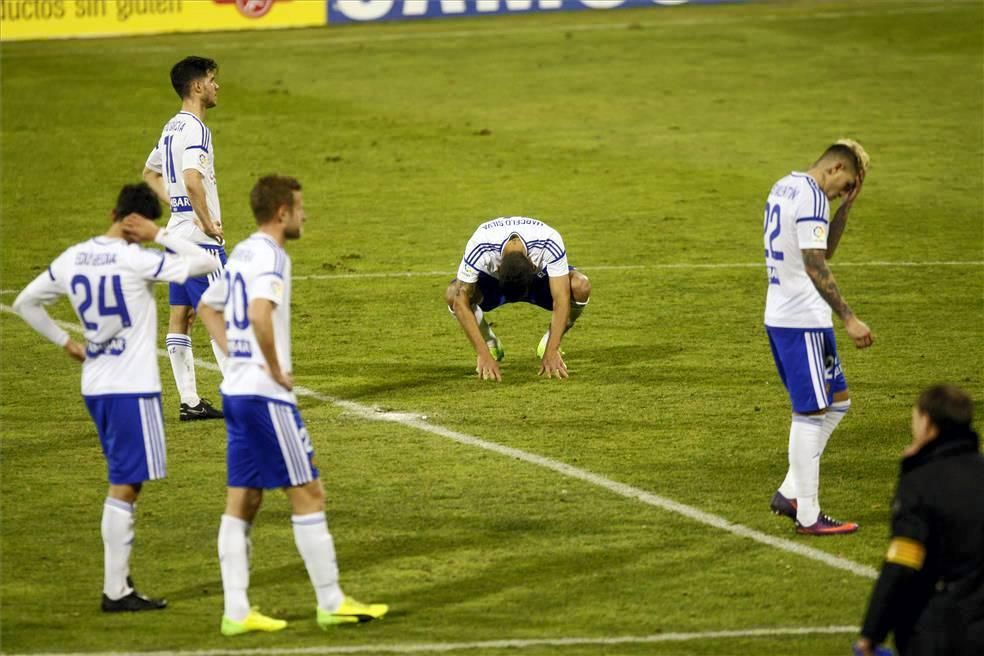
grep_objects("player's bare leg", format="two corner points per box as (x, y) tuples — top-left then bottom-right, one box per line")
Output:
(167, 305), (222, 420)
(219, 487), (285, 636)
(101, 482), (167, 612)
(773, 389), (857, 535)
(285, 481), (388, 628)
(538, 270), (591, 357)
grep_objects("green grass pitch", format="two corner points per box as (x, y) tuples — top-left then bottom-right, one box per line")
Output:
(1, 1), (982, 653)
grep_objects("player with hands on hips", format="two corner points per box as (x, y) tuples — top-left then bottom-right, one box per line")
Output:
(143, 55), (226, 421)
(197, 175), (389, 636)
(12, 182), (220, 612)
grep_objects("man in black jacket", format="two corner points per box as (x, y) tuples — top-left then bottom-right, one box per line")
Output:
(855, 385), (984, 656)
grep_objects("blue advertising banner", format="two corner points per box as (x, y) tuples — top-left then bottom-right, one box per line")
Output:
(328, 0), (742, 24)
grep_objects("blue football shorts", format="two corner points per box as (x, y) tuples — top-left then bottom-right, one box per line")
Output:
(453, 266), (575, 312)
(766, 326), (847, 414)
(169, 244), (226, 308)
(223, 395), (319, 489)
(84, 393), (167, 485)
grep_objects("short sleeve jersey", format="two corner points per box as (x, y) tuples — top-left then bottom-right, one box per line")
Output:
(456, 217), (569, 284)
(145, 111), (221, 245)
(763, 172), (832, 328)
(201, 233), (294, 404)
(33, 237), (190, 395)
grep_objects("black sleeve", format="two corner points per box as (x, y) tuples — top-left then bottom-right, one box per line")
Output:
(860, 476), (930, 644)
(860, 562), (919, 643)
(890, 476), (930, 544)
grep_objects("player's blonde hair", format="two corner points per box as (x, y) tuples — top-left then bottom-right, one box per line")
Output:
(834, 138), (870, 176)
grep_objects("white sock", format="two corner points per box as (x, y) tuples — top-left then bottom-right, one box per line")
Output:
(102, 499), (135, 600)
(473, 306), (495, 342)
(166, 333), (199, 406)
(292, 512), (344, 612)
(210, 338), (228, 376)
(818, 400), (851, 456)
(218, 515), (251, 622)
(787, 414), (825, 525)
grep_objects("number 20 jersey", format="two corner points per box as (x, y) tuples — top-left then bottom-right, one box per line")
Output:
(36, 237), (191, 396)
(763, 172), (832, 329)
(200, 233), (294, 405)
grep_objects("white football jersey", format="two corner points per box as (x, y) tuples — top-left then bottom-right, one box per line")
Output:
(19, 237), (192, 395)
(145, 111), (221, 245)
(201, 233), (294, 404)
(456, 217), (569, 283)
(763, 172), (832, 328)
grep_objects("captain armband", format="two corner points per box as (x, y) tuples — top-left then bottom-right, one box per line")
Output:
(885, 537), (925, 570)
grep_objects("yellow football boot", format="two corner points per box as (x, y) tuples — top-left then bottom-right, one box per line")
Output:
(221, 608), (288, 636)
(317, 596), (389, 628)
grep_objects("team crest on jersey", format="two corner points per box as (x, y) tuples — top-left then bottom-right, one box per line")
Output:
(813, 225), (826, 239)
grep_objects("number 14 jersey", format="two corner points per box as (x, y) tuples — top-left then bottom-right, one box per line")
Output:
(763, 172), (832, 329)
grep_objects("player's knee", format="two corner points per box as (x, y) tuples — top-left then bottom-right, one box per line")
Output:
(168, 305), (194, 332)
(287, 480), (325, 515)
(226, 487), (263, 520)
(444, 283), (458, 309)
(108, 483), (141, 504)
(571, 272), (591, 303)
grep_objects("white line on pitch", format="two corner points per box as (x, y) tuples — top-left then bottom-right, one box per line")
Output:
(10, 625), (859, 656)
(0, 308), (878, 581)
(2, 261), (978, 291)
(295, 260), (984, 281)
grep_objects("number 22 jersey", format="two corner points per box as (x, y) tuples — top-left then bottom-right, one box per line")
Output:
(763, 172), (832, 329)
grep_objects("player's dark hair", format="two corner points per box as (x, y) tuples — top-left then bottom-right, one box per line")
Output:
(170, 56), (218, 99)
(817, 143), (861, 175)
(115, 182), (162, 221)
(918, 385), (974, 434)
(250, 175), (302, 224)
(499, 250), (538, 302)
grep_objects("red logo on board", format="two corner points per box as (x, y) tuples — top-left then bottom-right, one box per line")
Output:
(213, 0), (288, 19)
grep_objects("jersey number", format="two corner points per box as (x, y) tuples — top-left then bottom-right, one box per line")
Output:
(222, 270), (250, 330)
(763, 202), (784, 261)
(70, 275), (132, 330)
(163, 135), (177, 184)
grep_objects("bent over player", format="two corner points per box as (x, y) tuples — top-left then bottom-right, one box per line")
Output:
(197, 175), (388, 636)
(763, 139), (873, 535)
(445, 216), (591, 381)
(12, 183), (220, 611)
(143, 56), (225, 421)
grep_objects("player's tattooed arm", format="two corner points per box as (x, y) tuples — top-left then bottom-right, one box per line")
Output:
(827, 169), (864, 260)
(826, 206), (849, 260)
(452, 280), (479, 309)
(803, 249), (853, 320)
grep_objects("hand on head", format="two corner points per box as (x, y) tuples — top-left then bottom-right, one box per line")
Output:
(121, 214), (160, 243)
